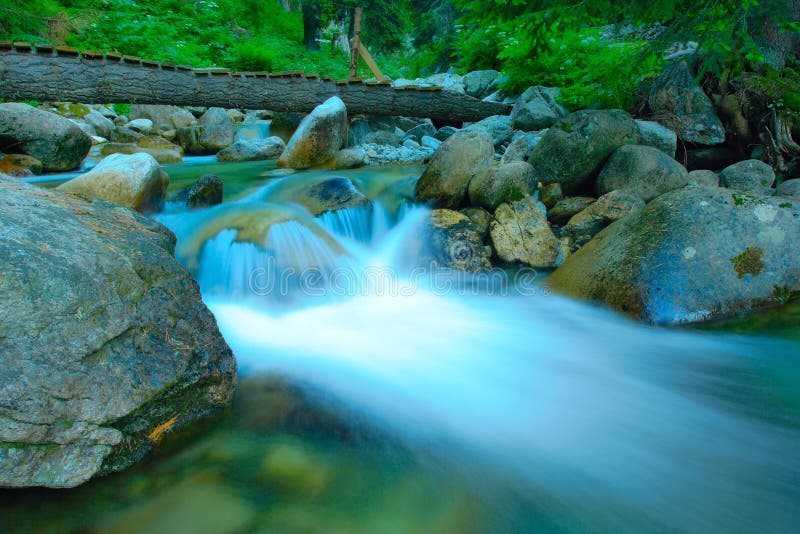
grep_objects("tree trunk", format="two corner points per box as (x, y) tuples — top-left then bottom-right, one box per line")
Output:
(302, 1), (322, 50)
(748, 0), (800, 69)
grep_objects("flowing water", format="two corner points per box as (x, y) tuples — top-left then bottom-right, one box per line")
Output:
(3, 161), (800, 533)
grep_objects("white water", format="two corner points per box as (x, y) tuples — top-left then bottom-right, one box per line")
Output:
(160, 190), (800, 532)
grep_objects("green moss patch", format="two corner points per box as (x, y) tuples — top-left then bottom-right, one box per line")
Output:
(731, 247), (765, 279)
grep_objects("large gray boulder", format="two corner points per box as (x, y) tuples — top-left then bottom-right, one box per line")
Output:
(468, 161), (539, 211)
(217, 137), (286, 162)
(548, 186), (800, 324)
(528, 110), (639, 195)
(278, 97), (348, 169)
(415, 129), (495, 209)
(176, 107), (236, 155)
(635, 120), (677, 158)
(0, 103), (91, 171)
(510, 86), (568, 131)
(720, 159), (776, 194)
(0, 175), (236, 488)
(501, 131), (541, 164)
(58, 153), (169, 213)
(84, 109), (115, 139)
(490, 197), (562, 268)
(129, 104), (196, 132)
(649, 61), (725, 146)
(596, 145), (690, 202)
(464, 115), (514, 147)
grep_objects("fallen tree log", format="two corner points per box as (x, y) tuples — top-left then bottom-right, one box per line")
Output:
(0, 44), (511, 123)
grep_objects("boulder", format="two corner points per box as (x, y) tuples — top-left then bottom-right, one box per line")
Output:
(540, 183), (563, 210)
(596, 145), (690, 202)
(295, 176), (368, 216)
(433, 126), (459, 142)
(405, 121), (437, 143)
(720, 159), (776, 194)
(649, 61), (725, 146)
(0, 175), (236, 488)
(562, 190), (645, 246)
(688, 169), (720, 187)
(468, 161), (539, 211)
(463, 70), (500, 99)
(420, 136), (442, 150)
(465, 115), (514, 148)
(0, 103), (91, 171)
(510, 86), (568, 131)
(278, 97), (348, 169)
(173, 174), (223, 208)
(548, 187), (800, 324)
(217, 137), (286, 162)
(101, 136), (184, 164)
(109, 126), (143, 144)
(129, 105), (196, 131)
(528, 110), (639, 195)
(347, 118), (371, 147)
(777, 179), (800, 198)
(415, 130), (495, 209)
(177, 107), (236, 156)
(490, 197), (562, 268)
(332, 148), (367, 170)
(85, 110), (115, 139)
(415, 209), (491, 271)
(548, 197), (596, 226)
(460, 207), (492, 240)
(0, 154), (43, 176)
(227, 109), (245, 123)
(125, 118), (154, 135)
(58, 153), (169, 213)
(635, 120), (677, 158)
(501, 131), (541, 164)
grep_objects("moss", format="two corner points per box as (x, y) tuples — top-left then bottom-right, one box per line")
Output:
(730, 247), (764, 279)
(779, 202), (793, 208)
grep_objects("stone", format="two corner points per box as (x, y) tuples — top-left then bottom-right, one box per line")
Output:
(465, 115), (514, 147)
(332, 148), (366, 170)
(433, 126), (459, 142)
(0, 103), (91, 171)
(460, 207), (492, 239)
(414, 209), (491, 271)
(347, 118), (371, 147)
(528, 109), (639, 195)
(688, 170), (720, 187)
(403, 139), (421, 150)
(562, 189), (645, 246)
(405, 121), (437, 142)
(85, 109), (116, 139)
(227, 109), (245, 123)
(110, 126), (143, 144)
(548, 197), (597, 226)
(415, 130), (495, 209)
(548, 187), (800, 324)
(777, 179), (800, 198)
(490, 197), (562, 268)
(364, 130), (400, 147)
(463, 70), (500, 99)
(295, 176), (368, 216)
(597, 145), (690, 202)
(635, 120), (678, 158)
(649, 61), (725, 146)
(101, 136), (184, 164)
(540, 183), (563, 210)
(510, 86), (568, 131)
(420, 135), (441, 150)
(0, 176), (236, 488)
(720, 159), (776, 194)
(271, 112), (306, 143)
(125, 118), (154, 135)
(176, 107), (236, 155)
(468, 161), (539, 211)
(0, 154), (43, 176)
(173, 174), (224, 208)
(129, 104), (196, 131)
(501, 131), (541, 164)
(58, 153), (169, 213)
(216, 137), (286, 162)
(278, 97), (348, 169)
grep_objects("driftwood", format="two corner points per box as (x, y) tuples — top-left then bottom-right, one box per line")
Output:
(0, 43), (510, 123)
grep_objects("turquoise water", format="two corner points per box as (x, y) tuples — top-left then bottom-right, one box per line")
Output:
(4, 159), (799, 533)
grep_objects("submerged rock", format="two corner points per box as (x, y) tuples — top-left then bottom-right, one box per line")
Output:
(217, 137), (286, 162)
(415, 129), (495, 209)
(0, 103), (91, 171)
(528, 109), (639, 195)
(490, 197), (561, 268)
(278, 97), (348, 169)
(58, 153), (169, 213)
(174, 174), (224, 208)
(548, 186), (800, 324)
(0, 175), (236, 488)
(596, 145), (690, 202)
(296, 176), (368, 216)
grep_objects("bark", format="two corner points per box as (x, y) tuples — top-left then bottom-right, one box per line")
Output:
(747, 0), (800, 69)
(0, 50), (510, 123)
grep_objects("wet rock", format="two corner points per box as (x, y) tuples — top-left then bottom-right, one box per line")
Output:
(563, 190), (645, 246)
(0, 176), (236, 488)
(548, 187), (800, 324)
(463, 70), (500, 99)
(0, 154), (43, 176)
(174, 174), (224, 208)
(548, 197), (597, 226)
(101, 136), (184, 164)
(415, 209), (491, 271)
(332, 148), (367, 170)
(649, 61), (725, 146)
(510, 86), (568, 131)
(0, 103), (91, 171)
(297, 176), (368, 216)
(468, 161), (539, 211)
(217, 137), (286, 162)
(58, 153), (169, 213)
(501, 131), (541, 164)
(460, 207), (492, 240)
(688, 169), (720, 187)
(597, 145), (690, 202)
(129, 104), (196, 132)
(125, 118), (154, 135)
(415, 129), (495, 209)
(528, 109), (639, 195)
(177, 107), (236, 156)
(278, 97), (348, 169)
(635, 120), (677, 158)
(490, 197), (561, 268)
(720, 159), (775, 194)
(777, 179), (800, 198)
(540, 183), (563, 210)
